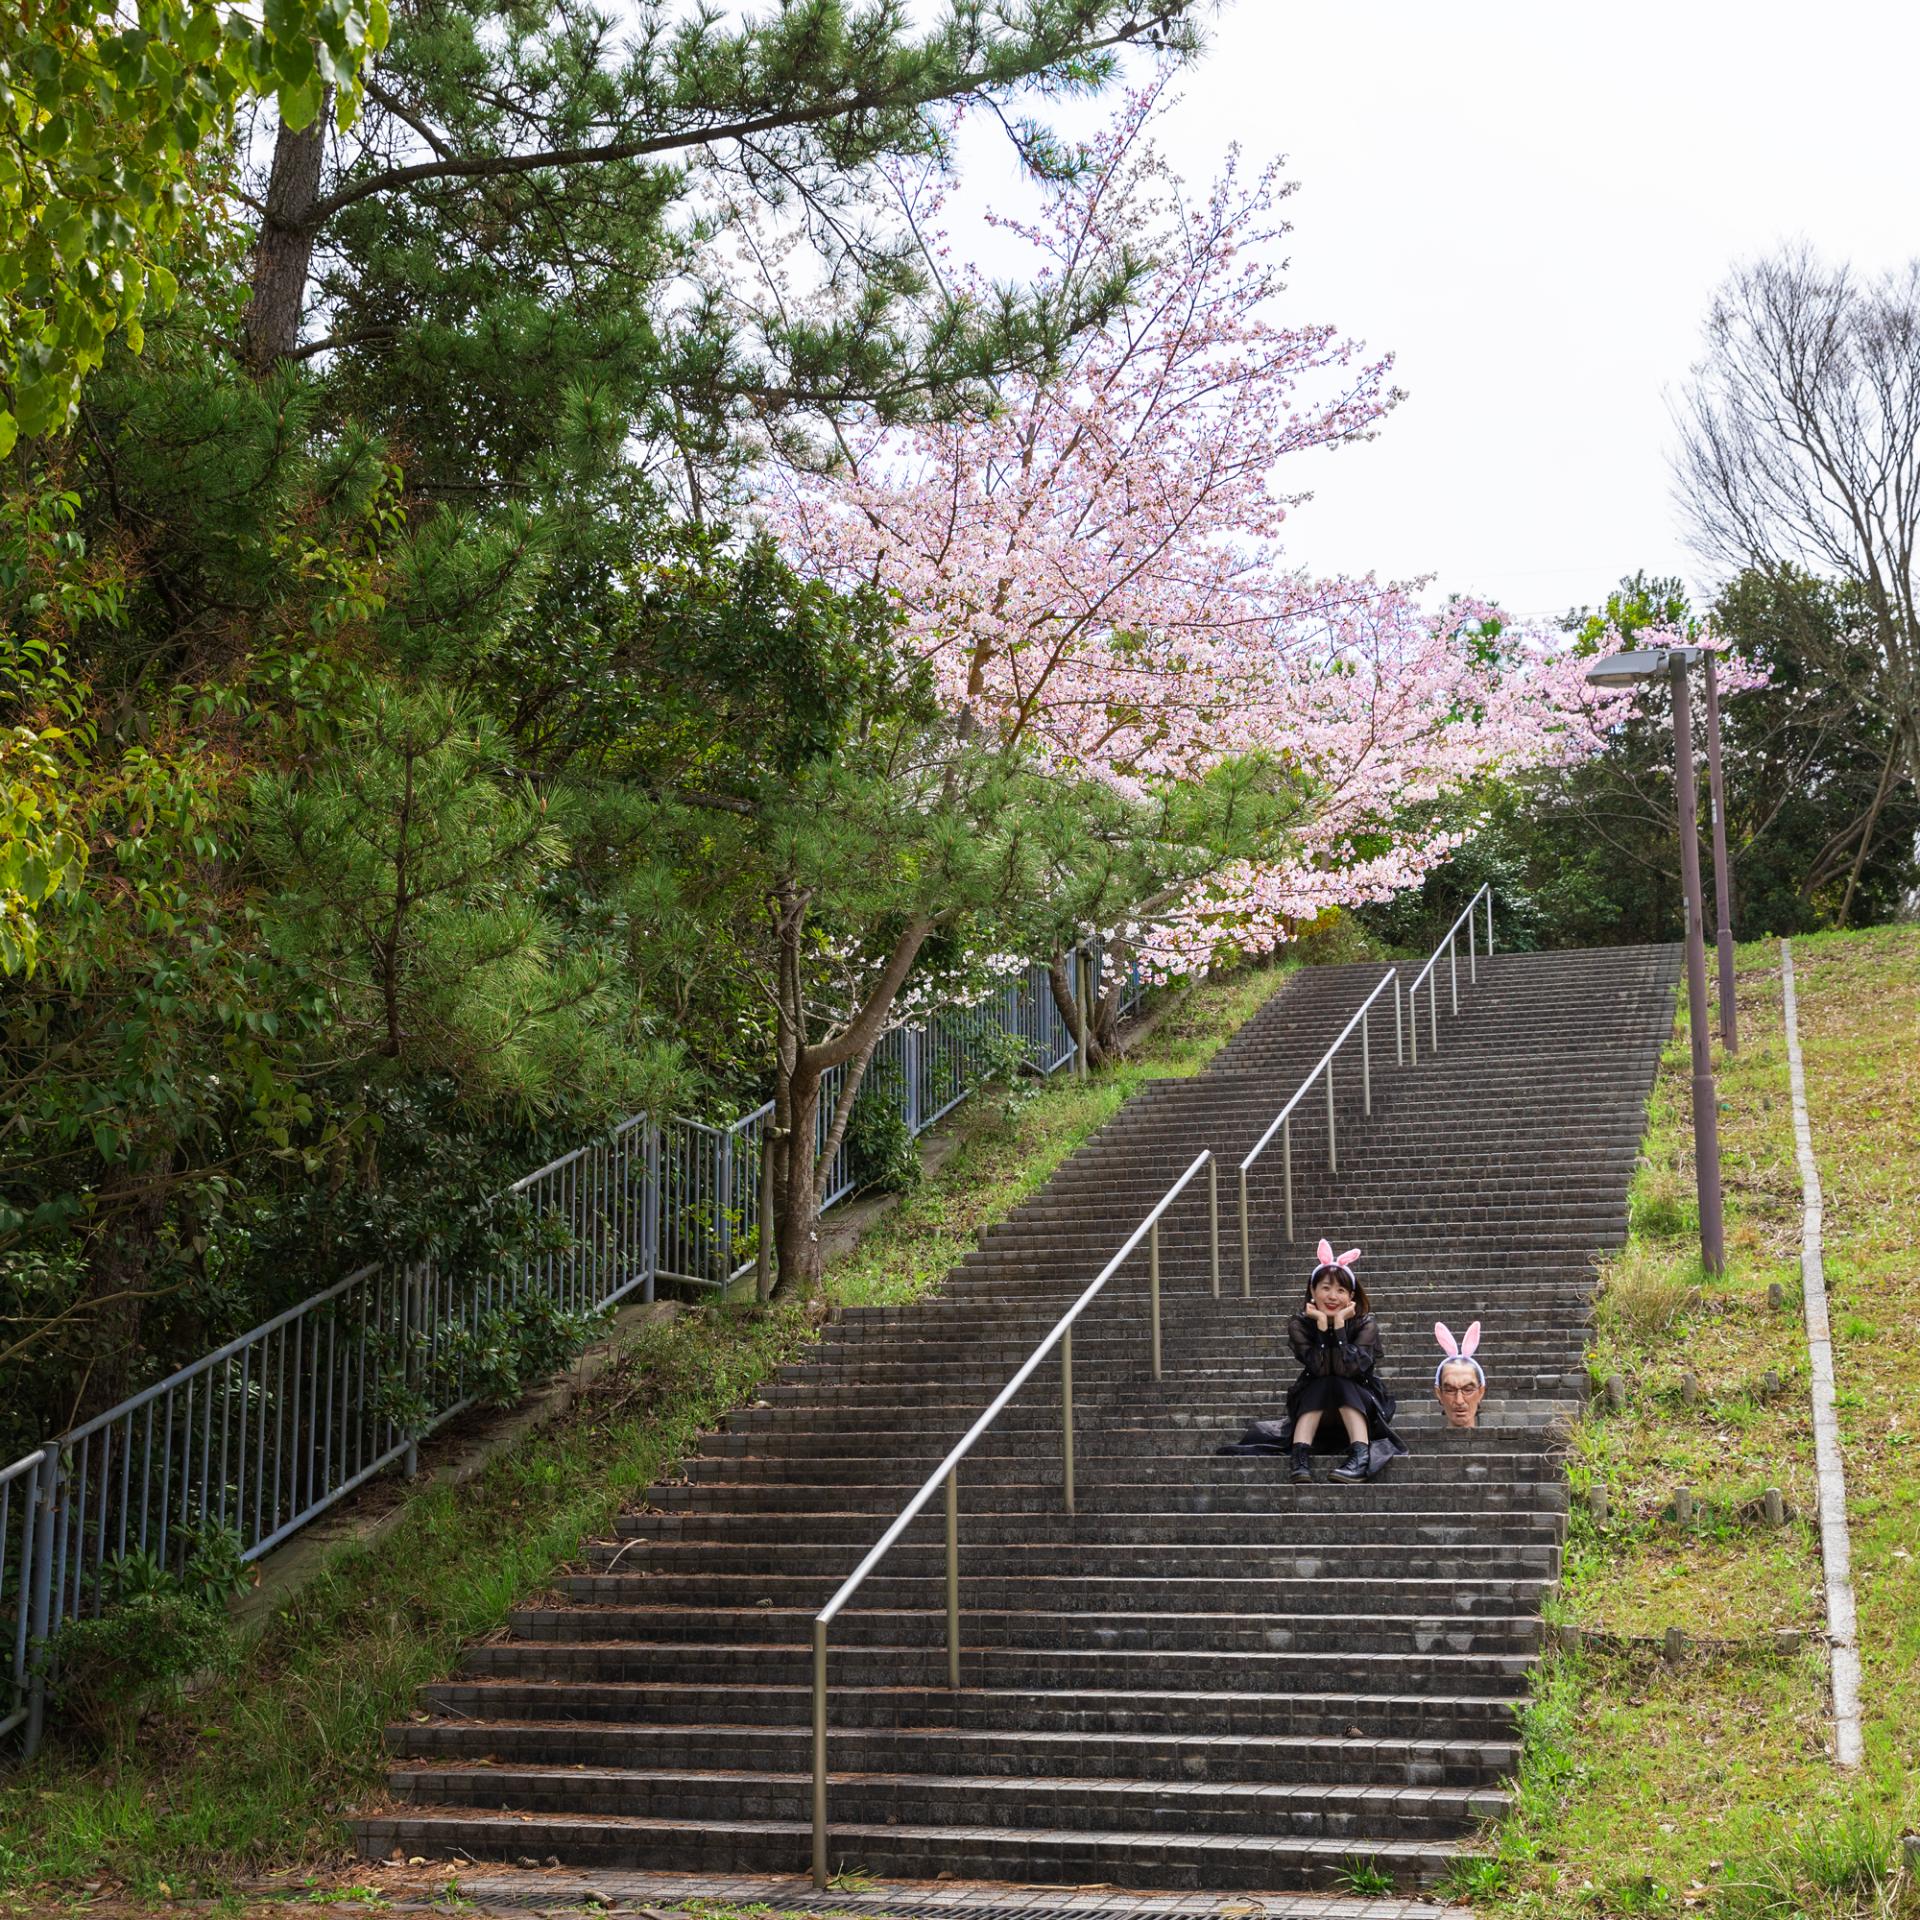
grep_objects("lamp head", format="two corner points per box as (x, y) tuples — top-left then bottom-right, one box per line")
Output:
(1585, 645), (1709, 687)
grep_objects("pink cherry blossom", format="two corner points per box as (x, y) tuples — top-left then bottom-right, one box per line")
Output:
(766, 91), (1641, 976)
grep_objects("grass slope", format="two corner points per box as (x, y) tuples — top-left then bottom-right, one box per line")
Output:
(1485, 926), (1920, 1920)
(0, 961), (1293, 1909)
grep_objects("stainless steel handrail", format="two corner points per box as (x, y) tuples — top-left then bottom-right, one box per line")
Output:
(809, 1148), (1219, 1886)
(1406, 882), (1495, 1060)
(1236, 967), (1400, 1285)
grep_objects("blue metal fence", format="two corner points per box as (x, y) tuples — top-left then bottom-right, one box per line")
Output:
(2, 941), (1143, 1757)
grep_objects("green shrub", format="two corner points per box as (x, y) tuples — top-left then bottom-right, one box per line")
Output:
(846, 1062), (922, 1196)
(43, 1526), (248, 1751)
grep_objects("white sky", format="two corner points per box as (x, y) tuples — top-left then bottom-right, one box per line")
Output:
(940, 0), (1920, 625)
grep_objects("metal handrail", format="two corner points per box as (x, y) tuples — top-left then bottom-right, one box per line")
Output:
(1236, 967), (1400, 1283)
(809, 1148), (1219, 1886)
(1406, 883), (1495, 1061)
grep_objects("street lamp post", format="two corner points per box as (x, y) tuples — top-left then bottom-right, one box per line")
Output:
(1702, 652), (1738, 1052)
(1586, 646), (1727, 1276)
(1664, 657), (1728, 1275)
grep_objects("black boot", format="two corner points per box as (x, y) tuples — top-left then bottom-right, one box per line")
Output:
(1288, 1443), (1313, 1482)
(1332, 1441), (1371, 1481)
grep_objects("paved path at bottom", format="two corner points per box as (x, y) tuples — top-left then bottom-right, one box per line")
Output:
(346, 1863), (1455, 1920)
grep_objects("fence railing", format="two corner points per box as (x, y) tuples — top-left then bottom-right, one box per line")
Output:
(1237, 967), (1400, 1275)
(808, 1148), (1218, 1886)
(1407, 882), (1494, 1060)
(2, 940), (1143, 1760)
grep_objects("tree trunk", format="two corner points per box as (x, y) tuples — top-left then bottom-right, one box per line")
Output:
(72, 1151), (176, 1423)
(774, 1065), (825, 1293)
(1046, 949), (1121, 1069)
(766, 888), (933, 1300)
(241, 103), (332, 372)
(1836, 734), (1902, 927)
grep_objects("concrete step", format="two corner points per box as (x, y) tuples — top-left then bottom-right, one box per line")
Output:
(360, 942), (1681, 1895)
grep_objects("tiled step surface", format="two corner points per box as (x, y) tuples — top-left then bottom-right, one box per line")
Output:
(357, 943), (1679, 1895)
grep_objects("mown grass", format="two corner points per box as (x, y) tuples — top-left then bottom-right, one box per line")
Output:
(1487, 925), (1920, 1920)
(0, 958), (1293, 1909)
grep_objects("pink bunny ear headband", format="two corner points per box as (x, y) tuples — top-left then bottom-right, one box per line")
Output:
(1434, 1321), (1485, 1388)
(1313, 1238), (1362, 1282)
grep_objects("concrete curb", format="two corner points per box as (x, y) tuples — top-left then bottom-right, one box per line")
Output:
(1779, 938), (1864, 1768)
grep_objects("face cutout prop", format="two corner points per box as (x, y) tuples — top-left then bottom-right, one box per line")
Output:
(1433, 1321), (1486, 1428)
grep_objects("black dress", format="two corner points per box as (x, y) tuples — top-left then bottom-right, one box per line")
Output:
(1216, 1310), (1409, 1478)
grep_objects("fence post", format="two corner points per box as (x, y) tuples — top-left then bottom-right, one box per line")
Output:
(644, 1123), (661, 1305)
(757, 1125), (779, 1304)
(1076, 949), (1091, 1080)
(904, 1025), (923, 1135)
(720, 1124), (736, 1284)
(403, 1266), (423, 1479)
(23, 1451), (59, 1758)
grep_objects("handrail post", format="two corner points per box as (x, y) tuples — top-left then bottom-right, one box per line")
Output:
(1060, 1330), (1075, 1516)
(1282, 1118), (1293, 1242)
(1362, 1006), (1372, 1116)
(1468, 902), (1478, 985)
(1208, 1157), (1220, 1298)
(1325, 1060), (1337, 1174)
(945, 1468), (961, 1687)
(1430, 977), (1439, 1053)
(1238, 1168), (1251, 1298)
(1148, 1224), (1162, 1382)
(811, 1618), (829, 1887)
(1408, 984), (1418, 1065)
(1488, 888), (1496, 956)
(1449, 934), (1459, 1016)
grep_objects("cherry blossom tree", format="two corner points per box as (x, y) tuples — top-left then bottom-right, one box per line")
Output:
(771, 90), (1622, 1054)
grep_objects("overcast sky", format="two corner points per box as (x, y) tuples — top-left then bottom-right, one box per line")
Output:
(940, 0), (1920, 625)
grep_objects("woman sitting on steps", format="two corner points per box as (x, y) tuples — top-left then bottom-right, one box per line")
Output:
(1216, 1239), (1408, 1482)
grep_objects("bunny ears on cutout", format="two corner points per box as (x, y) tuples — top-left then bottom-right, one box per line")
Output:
(1434, 1321), (1486, 1388)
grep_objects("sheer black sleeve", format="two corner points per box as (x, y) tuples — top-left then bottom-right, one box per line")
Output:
(1288, 1312), (1332, 1374)
(1330, 1313), (1381, 1380)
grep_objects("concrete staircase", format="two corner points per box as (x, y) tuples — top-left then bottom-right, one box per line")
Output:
(359, 946), (1679, 1896)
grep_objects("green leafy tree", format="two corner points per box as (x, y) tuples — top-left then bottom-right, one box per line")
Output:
(242, 0), (1201, 427)
(1, 0), (385, 449)
(1367, 570), (1920, 954)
